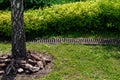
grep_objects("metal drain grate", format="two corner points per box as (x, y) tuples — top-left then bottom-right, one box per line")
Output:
(29, 38), (120, 45)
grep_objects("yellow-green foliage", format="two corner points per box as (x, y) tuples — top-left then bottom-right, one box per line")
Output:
(0, 11), (11, 36)
(0, 1), (120, 38)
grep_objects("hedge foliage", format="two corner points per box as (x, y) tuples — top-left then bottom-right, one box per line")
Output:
(0, 0), (120, 39)
(0, 0), (80, 10)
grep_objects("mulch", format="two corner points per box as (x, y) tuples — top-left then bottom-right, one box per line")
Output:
(0, 50), (54, 80)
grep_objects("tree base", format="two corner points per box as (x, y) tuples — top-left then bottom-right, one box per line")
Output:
(0, 50), (53, 80)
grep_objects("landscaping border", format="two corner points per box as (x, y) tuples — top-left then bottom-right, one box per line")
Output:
(29, 38), (120, 45)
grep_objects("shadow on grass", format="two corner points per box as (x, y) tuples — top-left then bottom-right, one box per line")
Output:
(101, 45), (120, 60)
(42, 30), (120, 39)
(0, 29), (120, 41)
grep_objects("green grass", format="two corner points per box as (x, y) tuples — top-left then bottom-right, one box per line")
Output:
(0, 43), (120, 80)
(42, 31), (120, 39)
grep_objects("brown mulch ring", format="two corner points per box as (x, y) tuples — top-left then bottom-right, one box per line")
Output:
(0, 50), (54, 80)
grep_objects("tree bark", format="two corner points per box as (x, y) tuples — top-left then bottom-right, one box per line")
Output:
(1, 1), (27, 79)
(11, 0), (27, 60)
(1, 0), (27, 79)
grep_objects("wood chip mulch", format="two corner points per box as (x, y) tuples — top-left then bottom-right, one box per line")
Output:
(0, 50), (54, 80)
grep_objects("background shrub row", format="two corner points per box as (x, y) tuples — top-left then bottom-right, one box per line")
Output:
(0, 0), (120, 39)
(0, 0), (81, 10)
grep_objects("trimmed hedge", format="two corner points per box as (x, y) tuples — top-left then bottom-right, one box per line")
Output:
(0, 0), (120, 39)
(0, 0), (80, 10)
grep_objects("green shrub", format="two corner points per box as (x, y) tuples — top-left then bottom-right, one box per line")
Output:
(97, 0), (120, 29)
(0, 11), (11, 37)
(0, 0), (80, 10)
(0, 1), (120, 39)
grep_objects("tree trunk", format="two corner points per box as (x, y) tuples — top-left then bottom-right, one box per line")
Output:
(1, 1), (26, 79)
(11, 0), (27, 60)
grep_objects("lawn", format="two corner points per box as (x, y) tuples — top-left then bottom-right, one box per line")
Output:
(43, 31), (120, 39)
(0, 43), (120, 80)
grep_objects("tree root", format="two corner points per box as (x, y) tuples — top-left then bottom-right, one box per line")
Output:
(0, 50), (53, 75)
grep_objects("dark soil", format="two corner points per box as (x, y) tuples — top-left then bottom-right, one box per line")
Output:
(0, 50), (54, 80)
